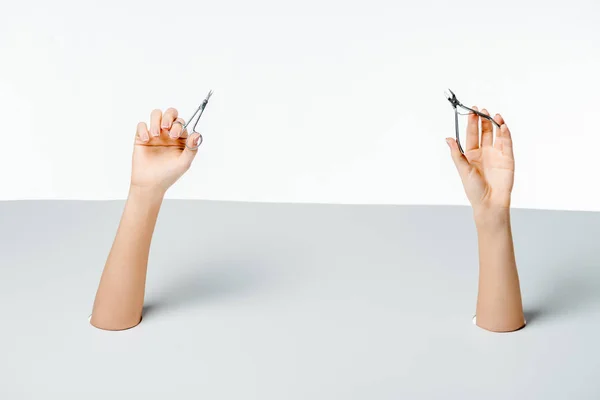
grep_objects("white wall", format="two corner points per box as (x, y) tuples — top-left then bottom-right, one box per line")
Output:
(1, 0), (599, 210)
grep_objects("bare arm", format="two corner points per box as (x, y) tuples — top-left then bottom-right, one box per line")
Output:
(474, 208), (524, 332)
(91, 107), (202, 330)
(90, 187), (163, 330)
(447, 108), (525, 332)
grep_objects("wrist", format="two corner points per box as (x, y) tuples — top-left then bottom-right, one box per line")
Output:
(128, 185), (165, 205)
(473, 206), (511, 232)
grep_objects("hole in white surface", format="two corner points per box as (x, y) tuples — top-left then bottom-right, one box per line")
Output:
(472, 315), (527, 327)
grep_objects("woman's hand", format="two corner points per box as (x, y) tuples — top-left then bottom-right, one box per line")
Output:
(446, 108), (514, 218)
(131, 108), (202, 194)
(91, 106), (203, 330)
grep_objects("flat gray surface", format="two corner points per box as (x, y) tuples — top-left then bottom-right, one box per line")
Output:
(0, 201), (599, 399)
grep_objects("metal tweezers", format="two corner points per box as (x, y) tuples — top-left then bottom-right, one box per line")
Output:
(444, 89), (500, 154)
(178, 90), (213, 150)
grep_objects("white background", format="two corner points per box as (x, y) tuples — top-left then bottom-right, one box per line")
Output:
(1, 0), (599, 210)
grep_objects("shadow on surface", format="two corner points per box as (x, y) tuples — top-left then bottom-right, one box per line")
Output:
(524, 267), (599, 326)
(142, 259), (272, 320)
(523, 308), (544, 325)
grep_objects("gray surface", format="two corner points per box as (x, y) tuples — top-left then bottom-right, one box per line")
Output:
(0, 201), (599, 399)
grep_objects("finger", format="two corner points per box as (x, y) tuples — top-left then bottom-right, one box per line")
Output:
(136, 122), (149, 143)
(446, 138), (471, 180)
(179, 132), (202, 169)
(171, 117), (187, 139)
(493, 114), (504, 151)
(494, 113), (505, 127)
(466, 106), (480, 151)
(494, 114), (504, 151)
(496, 114), (513, 158)
(480, 108), (493, 147)
(150, 109), (162, 137)
(162, 108), (179, 137)
(500, 125), (514, 158)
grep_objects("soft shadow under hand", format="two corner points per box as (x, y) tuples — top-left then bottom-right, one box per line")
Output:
(142, 259), (271, 320)
(524, 269), (599, 326)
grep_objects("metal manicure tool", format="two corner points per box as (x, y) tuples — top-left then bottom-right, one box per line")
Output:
(445, 89), (500, 154)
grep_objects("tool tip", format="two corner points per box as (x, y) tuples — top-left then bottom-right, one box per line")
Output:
(444, 88), (460, 106)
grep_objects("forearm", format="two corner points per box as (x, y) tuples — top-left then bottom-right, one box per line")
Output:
(91, 186), (164, 330)
(474, 208), (525, 332)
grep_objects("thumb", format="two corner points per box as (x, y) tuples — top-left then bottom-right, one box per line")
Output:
(446, 138), (470, 179)
(179, 132), (202, 169)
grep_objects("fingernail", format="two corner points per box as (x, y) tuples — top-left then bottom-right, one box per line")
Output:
(445, 138), (452, 147)
(151, 127), (159, 137)
(162, 121), (171, 129)
(193, 134), (200, 146)
(141, 133), (149, 142)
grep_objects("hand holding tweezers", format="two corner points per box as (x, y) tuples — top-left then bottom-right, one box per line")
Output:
(445, 89), (500, 154)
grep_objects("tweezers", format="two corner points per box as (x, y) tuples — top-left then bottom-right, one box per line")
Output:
(177, 90), (213, 150)
(445, 89), (500, 154)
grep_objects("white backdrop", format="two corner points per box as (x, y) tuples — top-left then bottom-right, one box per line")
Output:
(1, 0), (599, 210)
